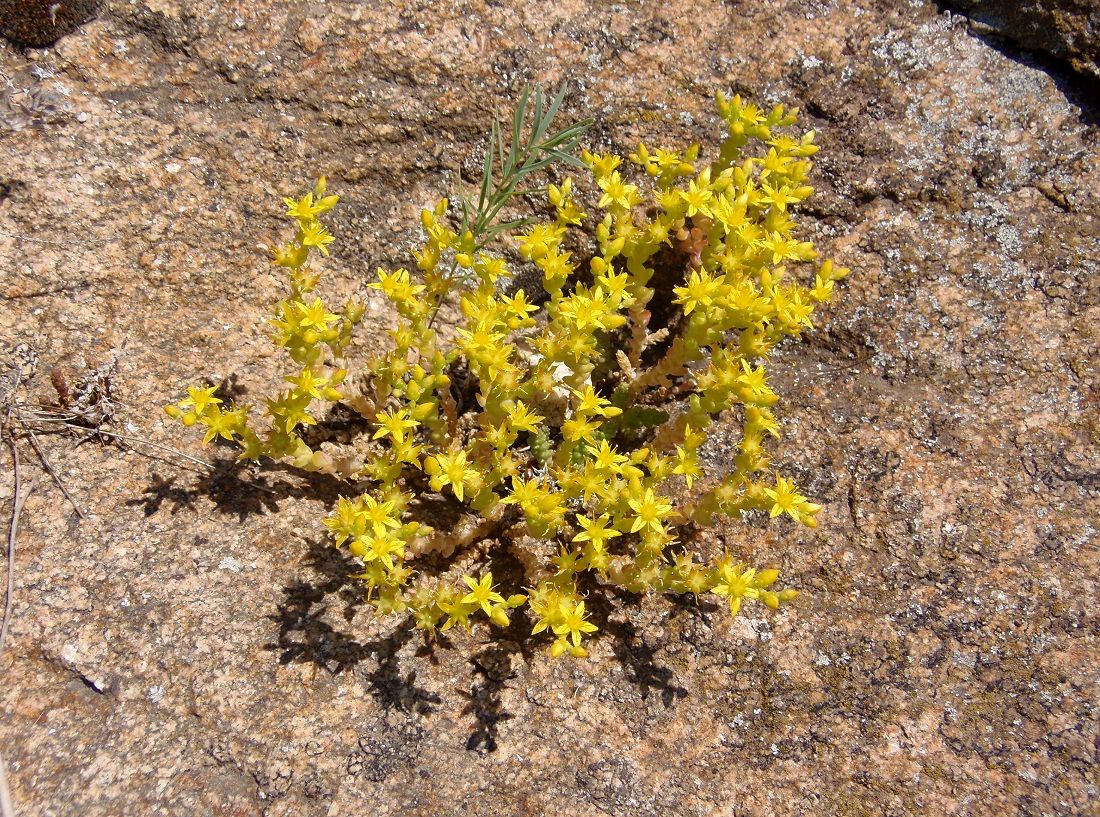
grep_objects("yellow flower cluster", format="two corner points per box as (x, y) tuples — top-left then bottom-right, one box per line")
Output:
(165, 177), (365, 470)
(167, 95), (848, 659)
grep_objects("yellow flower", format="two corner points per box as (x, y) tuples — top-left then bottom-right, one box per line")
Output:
(283, 191), (319, 222)
(589, 439), (628, 472)
(461, 572), (506, 616)
(548, 178), (585, 225)
(679, 176), (714, 218)
(353, 532), (405, 570)
(501, 290), (539, 324)
(285, 368), (328, 400)
(596, 171), (641, 211)
(294, 298), (339, 333)
(357, 494), (401, 536)
(373, 408), (420, 442)
(673, 269), (728, 315)
(424, 448), (482, 503)
(561, 415), (601, 444)
(736, 360), (777, 405)
(298, 221), (335, 255)
(571, 385), (622, 418)
(566, 462), (611, 504)
(626, 488), (674, 534)
(391, 436), (426, 467)
(672, 445), (702, 488)
(370, 268), (426, 301)
(582, 150), (622, 178)
(283, 179), (339, 221)
(505, 400), (545, 433)
(516, 223), (566, 261)
(552, 600), (598, 648)
(572, 513), (621, 550)
(764, 475), (822, 526)
(710, 558), (782, 616)
(711, 562), (757, 616)
(199, 405), (242, 444)
(504, 476), (547, 513)
(180, 385), (222, 417)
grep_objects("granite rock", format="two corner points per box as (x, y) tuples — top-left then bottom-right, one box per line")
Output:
(0, 1), (1097, 816)
(0, 0), (101, 47)
(946, 0), (1100, 79)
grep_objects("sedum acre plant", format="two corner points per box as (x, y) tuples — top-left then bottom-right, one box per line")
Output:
(167, 87), (848, 658)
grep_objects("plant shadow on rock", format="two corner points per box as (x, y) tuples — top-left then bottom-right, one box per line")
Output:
(266, 537), (442, 715)
(604, 617), (690, 707)
(266, 538), (695, 751)
(150, 388), (697, 740)
(137, 375), (375, 521)
(268, 536), (518, 748)
(462, 643), (519, 755)
(130, 454), (351, 522)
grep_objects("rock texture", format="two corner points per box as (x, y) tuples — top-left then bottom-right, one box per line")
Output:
(0, 1), (1097, 816)
(0, 0), (101, 47)
(947, 0), (1100, 79)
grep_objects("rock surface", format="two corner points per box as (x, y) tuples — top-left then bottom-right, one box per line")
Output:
(946, 0), (1100, 79)
(0, 1), (1097, 816)
(0, 0), (101, 47)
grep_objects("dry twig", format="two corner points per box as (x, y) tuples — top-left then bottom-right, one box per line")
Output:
(56, 423), (215, 472)
(1, 436), (32, 657)
(0, 754), (14, 817)
(23, 425), (83, 518)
